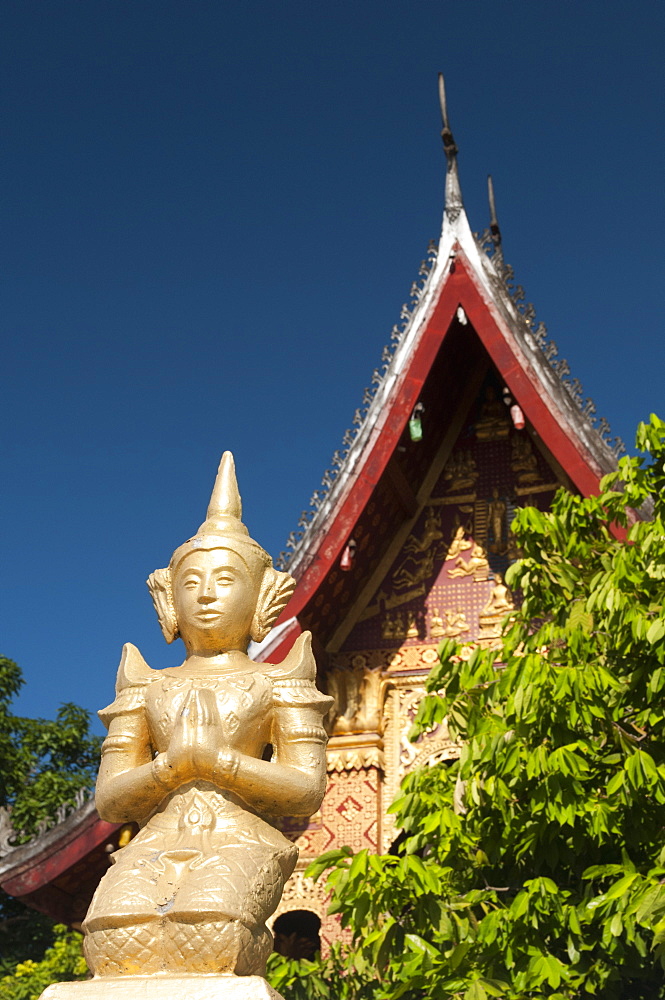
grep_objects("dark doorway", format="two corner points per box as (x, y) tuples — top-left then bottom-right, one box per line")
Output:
(272, 909), (321, 960)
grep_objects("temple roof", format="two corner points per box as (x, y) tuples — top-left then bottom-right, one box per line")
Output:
(263, 75), (624, 660)
(0, 795), (122, 925)
(273, 81), (624, 578)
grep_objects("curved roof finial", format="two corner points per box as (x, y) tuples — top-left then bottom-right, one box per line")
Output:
(437, 73), (463, 223)
(487, 175), (502, 249)
(438, 72), (457, 161)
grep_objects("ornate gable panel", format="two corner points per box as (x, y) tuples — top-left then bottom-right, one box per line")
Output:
(336, 369), (566, 661)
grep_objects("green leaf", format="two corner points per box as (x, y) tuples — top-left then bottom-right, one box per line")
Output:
(606, 873), (638, 900)
(647, 619), (665, 644)
(464, 983), (488, 1000)
(568, 601), (594, 633)
(606, 771), (625, 795)
(544, 954), (562, 988)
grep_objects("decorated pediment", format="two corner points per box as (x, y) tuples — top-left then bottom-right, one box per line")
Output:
(337, 373), (563, 662)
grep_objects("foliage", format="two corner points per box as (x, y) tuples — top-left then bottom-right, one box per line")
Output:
(0, 657), (102, 838)
(0, 925), (86, 999)
(0, 657), (101, 975)
(267, 414), (665, 999)
(0, 899), (56, 980)
(266, 951), (342, 1000)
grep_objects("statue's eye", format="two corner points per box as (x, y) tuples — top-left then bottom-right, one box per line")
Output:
(216, 573), (235, 585)
(182, 577), (199, 589)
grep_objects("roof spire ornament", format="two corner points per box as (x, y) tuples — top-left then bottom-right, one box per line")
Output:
(487, 174), (502, 251)
(438, 72), (463, 223)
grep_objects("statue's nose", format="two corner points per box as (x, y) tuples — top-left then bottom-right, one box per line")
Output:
(199, 579), (216, 602)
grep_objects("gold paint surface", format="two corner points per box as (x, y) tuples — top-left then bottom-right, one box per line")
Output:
(47, 454), (332, 994)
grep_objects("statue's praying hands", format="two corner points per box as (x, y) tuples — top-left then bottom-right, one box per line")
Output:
(161, 687), (229, 786)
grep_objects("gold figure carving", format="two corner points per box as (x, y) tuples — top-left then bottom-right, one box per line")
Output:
(381, 612), (396, 639)
(392, 547), (439, 591)
(392, 508), (446, 591)
(403, 506), (444, 555)
(405, 611), (419, 638)
(488, 488), (508, 554)
(475, 386), (510, 440)
(511, 434), (541, 485)
(444, 524), (472, 562)
(429, 608), (446, 638)
(327, 666), (385, 736)
(360, 584), (428, 622)
(481, 573), (514, 617)
(443, 450), (478, 492)
(478, 574), (516, 649)
(55, 454), (333, 998)
(447, 543), (489, 581)
(443, 609), (470, 638)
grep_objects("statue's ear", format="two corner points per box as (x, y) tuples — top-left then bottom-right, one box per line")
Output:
(146, 567), (179, 643)
(251, 567), (296, 644)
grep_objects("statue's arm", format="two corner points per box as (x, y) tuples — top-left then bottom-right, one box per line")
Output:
(215, 705), (328, 817)
(95, 710), (175, 823)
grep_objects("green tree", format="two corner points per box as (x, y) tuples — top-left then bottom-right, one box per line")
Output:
(0, 925), (86, 999)
(268, 414), (665, 999)
(0, 658), (101, 976)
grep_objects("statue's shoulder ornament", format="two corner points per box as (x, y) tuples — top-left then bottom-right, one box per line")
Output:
(98, 643), (159, 729)
(262, 631), (333, 714)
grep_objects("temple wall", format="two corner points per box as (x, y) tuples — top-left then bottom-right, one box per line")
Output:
(274, 376), (566, 948)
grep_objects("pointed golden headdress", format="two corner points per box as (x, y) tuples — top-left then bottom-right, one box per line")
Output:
(147, 451), (294, 645)
(170, 451), (271, 572)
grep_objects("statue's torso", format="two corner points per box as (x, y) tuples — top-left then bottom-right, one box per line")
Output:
(139, 667), (286, 845)
(145, 667), (273, 758)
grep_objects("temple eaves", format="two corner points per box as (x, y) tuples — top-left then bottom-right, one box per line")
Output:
(274, 78), (625, 576)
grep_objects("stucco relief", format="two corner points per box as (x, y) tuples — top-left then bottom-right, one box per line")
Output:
(381, 670), (460, 852)
(280, 643), (460, 918)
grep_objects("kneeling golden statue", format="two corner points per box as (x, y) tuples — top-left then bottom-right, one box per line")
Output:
(44, 453), (332, 998)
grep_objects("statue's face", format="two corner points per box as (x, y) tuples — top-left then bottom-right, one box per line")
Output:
(173, 547), (261, 653)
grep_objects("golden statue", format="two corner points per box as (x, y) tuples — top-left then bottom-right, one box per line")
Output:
(444, 524), (472, 562)
(480, 573), (514, 617)
(392, 611), (406, 639)
(447, 542), (489, 580)
(392, 546), (438, 590)
(475, 385), (510, 441)
(443, 449), (478, 492)
(403, 506), (443, 554)
(477, 574), (515, 650)
(488, 487), (507, 554)
(430, 606), (470, 639)
(511, 433), (540, 484)
(429, 607), (446, 638)
(381, 611), (396, 639)
(405, 611), (419, 638)
(45, 454), (332, 998)
(444, 609), (470, 638)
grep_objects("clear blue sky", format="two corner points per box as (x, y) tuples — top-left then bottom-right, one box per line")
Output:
(2, 1), (663, 731)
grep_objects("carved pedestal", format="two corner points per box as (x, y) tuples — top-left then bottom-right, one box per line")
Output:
(42, 974), (284, 1000)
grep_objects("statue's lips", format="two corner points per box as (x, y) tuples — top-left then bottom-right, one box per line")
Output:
(195, 609), (224, 621)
